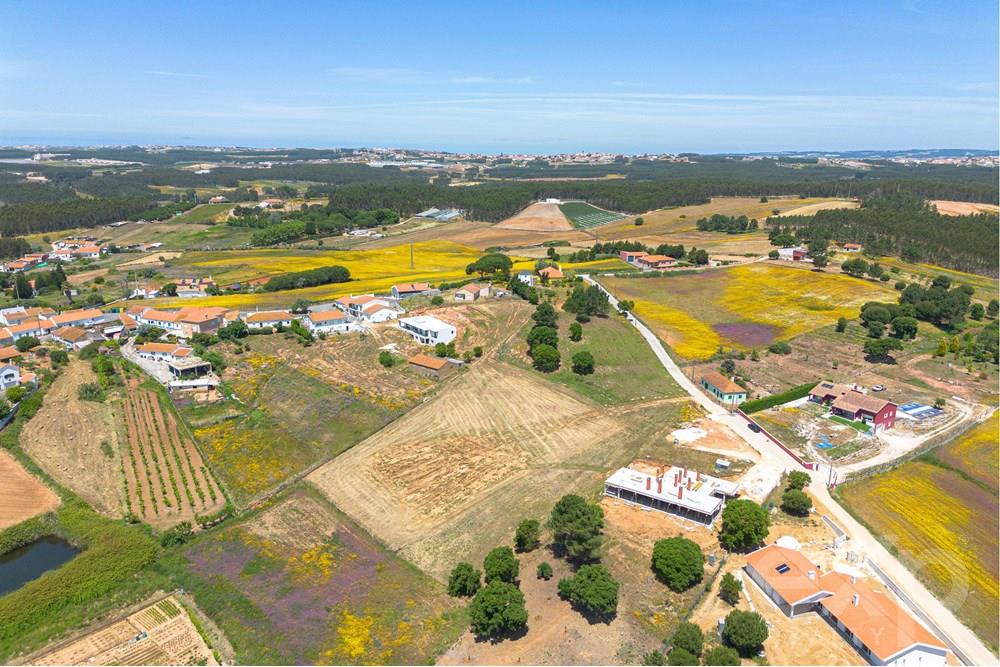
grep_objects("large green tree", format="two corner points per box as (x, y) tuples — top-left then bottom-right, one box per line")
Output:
(483, 546), (519, 584)
(719, 499), (769, 552)
(557, 564), (619, 619)
(651, 537), (704, 592)
(548, 494), (604, 563)
(468, 581), (528, 638)
(722, 610), (768, 656)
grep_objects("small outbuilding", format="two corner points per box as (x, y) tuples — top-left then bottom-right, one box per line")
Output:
(408, 353), (457, 379)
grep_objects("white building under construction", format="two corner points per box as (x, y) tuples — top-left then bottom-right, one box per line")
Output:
(604, 465), (740, 525)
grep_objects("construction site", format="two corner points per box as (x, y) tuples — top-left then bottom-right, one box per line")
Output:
(604, 465), (741, 525)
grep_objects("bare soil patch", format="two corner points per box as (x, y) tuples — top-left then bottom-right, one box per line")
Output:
(495, 202), (573, 232)
(0, 449), (59, 529)
(21, 361), (123, 517)
(930, 200), (1000, 216)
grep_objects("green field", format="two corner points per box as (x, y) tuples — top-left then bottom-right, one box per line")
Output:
(558, 201), (626, 229)
(174, 203), (235, 224)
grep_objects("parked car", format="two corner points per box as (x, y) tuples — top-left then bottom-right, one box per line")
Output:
(872, 384), (886, 392)
(747, 422), (762, 433)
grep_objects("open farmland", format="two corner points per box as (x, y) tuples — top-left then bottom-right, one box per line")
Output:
(494, 201), (572, 231)
(879, 257), (999, 303)
(120, 387), (226, 527)
(838, 456), (999, 650)
(930, 200), (1000, 216)
(160, 488), (463, 665)
(174, 202), (236, 223)
(602, 263), (895, 360)
(0, 449), (59, 530)
(558, 201), (626, 228)
(20, 360), (124, 517)
(29, 595), (217, 666)
(939, 413), (999, 492)
(191, 354), (402, 505)
(308, 361), (687, 581)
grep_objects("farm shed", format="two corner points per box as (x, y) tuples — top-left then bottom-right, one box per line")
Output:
(603, 465), (739, 526)
(455, 283), (490, 302)
(700, 372), (747, 406)
(408, 353), (457, 379)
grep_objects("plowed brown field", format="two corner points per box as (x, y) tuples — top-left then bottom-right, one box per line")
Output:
(0, 449), (59, 529)
(121, 389), (225, 527)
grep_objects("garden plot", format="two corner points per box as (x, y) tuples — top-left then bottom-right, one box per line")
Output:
(29, 595), (217, 666)
(170, 489), (463, 665)
(558, 201), (626, 229)
(309, 361), (682, 581)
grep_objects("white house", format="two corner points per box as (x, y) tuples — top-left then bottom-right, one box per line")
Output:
(398, 315), (456, 346)
(0, 364), (20, 390)
(515, 270), (535, 287)
(336, 295), (401, 323)
(303, 310), (359, 334)
(243, 310), (293, 330)
(777, 246), (809, 261)
(135, 342), (195, 362)
(51, 326), (94, 350)
(455, 283), (490, 302)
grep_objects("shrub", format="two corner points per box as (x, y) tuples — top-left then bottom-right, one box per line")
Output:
(670, 621), (703, 656)
(703, 645), (741, 665)
(377, 350), (394, 368)
(571, 351), (595, 375)
(781, 489), (812, 516)
(483, 546), (519, 584)
(719, 572), (742, 605)
(431, 295), (444, 306)
(531, 344), (560, 372)
(739, 382), (815, 414)
(77, 382), (105, 403)
(447, 562), (481, 597)
(719, 499), (769, 551)
(569, 321), (583, 341)
(4, 386), (26, 404)
(473, 346), (483, 358)
(642, 650), (666, 665)
(722, 610), (768, 656)
(536, 562), (553, 580)
(49, 349), (69, 364)
(767, 341), (791, 355)
(787, 471), (811, 490)
(666, 648), (697, 666)
(159, 521), (194, 547)
(651, 537), (704, 592)
(835, 317), (847, 332)
(514, 519), (540, 552)
(548, 494), (603, 563)
(468, 581), (527, 638)
(557, 564), (619, 619)
(14, 336), (39, 353)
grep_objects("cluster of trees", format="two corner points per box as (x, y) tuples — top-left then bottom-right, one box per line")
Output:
(695, 214), (758, 234)
(231, 205), (400, 246)
(778, 193), (999, 275)
(563, 284), (610, 318)
(527, 302), (561, 372)
(0, 237), (30, 261)
(0, 196), (152, 236)
(508, 273), (539, 304)
(466, 253), (513, 278)
(565, 240), (687, 264)
(262, 265), (350, 292)
(780, 472), (813, 516)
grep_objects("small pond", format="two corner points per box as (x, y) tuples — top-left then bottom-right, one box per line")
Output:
(0, 535), (79, 596)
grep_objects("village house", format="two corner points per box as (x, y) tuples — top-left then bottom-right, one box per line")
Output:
(0, 346), (21, 363)
(391, 283), (434, 299)
(515, 270), (535, 287)
(537, 266), (564, 281)
(842, 243), (863, 253)
(208, 195), (228, 204)
(0, 306), (55, 326)
(135, 342), (194, 362)
(619, 250), (649, 263)
(701, 372), (747, 406)
(604, 465), (740, 526)
(778, 246), (809, 261)
(407, 353), (458, 379)
(51, 326), (95, 350)
(744, 545), (948, 667)
(302, 309), (359, 334)
(174, 277), (217, 298)
(257, 198), (285, 209)
(49, 307), (106, 329)
(243, 310), (293, 330)
(335, 295), (401, 323)
(0, 364), (20, 390)
(132, 306), (237, 339)
(636, 254), (676, 270)
(398, 315), (456, 345)
(809, 382), (897, 433)
(2, 318), (56, 342)
(455, 283), (490, 302)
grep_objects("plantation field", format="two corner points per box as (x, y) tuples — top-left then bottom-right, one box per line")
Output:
(508, 310), (685, 405)
(159, 488), (464, 665)
(120, 387), (226, 527)
(20, 360), (124, 517)
(308, 360), (687, 581)
(30, 595), (217, 666)
(191, 355), (402, 505)
(602, 263), (895, 359)
(839, 461), (999, 650)
(558, 201), (626, 228)
(598, 196), (857, 239)
(151, 241), (513, 310)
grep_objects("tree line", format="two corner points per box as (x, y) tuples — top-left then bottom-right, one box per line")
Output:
(0, 196), (152, 236)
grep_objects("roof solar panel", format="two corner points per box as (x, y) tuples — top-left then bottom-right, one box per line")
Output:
(776, 563), (791, 574)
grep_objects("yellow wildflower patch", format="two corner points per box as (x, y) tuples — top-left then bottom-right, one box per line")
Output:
(630, 299), (722, 359)
(333, 610), (375, 661)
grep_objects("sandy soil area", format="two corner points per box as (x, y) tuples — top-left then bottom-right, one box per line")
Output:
(0, 448), (59, 529)
(21, 360), (124, 517)
(118, 251), (182, 267)
(777, 200), (860, 216)
(495, 202), (573, 232)
(930, 200), (1000, 216)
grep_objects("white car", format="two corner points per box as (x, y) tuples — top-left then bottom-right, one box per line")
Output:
(872, 384), (886, 392)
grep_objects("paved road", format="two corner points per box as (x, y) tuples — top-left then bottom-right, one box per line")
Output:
(584, 274), (998, 666)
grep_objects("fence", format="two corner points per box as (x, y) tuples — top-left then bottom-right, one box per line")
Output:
(734, 408), (818, 471)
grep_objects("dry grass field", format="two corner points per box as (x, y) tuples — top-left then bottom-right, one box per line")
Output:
(494, 201), (573, 231)
(29, 595), (217, 666)
(602, 263), (895, 359)
(0, 449), (59, 530)
(21, 361), (124, 517)
(930, 200), (1000, 216)
(308, 361), (685, 582)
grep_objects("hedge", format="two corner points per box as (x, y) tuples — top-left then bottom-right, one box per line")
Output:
(740, 383), (816, 414)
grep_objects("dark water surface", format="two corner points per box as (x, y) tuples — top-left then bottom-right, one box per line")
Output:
(0, 535), (79, 596)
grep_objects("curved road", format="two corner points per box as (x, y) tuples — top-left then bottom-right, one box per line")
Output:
(583, 274), (997, 666)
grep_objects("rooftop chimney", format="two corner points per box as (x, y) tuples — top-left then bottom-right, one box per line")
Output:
(687, 479), (692, 490)
(807, 570), (815, 580)
(646, 477), (651, 491)
(697, 471), (701, 481)
(852, 593), (860, 606)
(678, 486), (684, 500)
(657, 479), (663, 494)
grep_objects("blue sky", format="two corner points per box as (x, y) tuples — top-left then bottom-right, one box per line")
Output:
(1, 0), (997, 152)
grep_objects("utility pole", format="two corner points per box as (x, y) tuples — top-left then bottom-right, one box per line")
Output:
(409, 243), (414, 269)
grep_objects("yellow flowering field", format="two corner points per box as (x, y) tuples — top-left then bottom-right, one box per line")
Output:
(940, 413), (999, 490)
(840, 462), (998, 647)
(603, 263), (894, 359)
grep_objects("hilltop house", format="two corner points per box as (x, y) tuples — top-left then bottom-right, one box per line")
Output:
(303, 309), (358, 334)
(636, 254), (676, 270)
(809, 382), (896, 433)
(132, 306), (237, 339)
(243, 310), (293, 330)
(455, 283), (490, 302)
(701, 372), (747, 406)
(515, 270), (535, 287)
(744, 545), (947, 667)
(335, 295), (401, 323)
(537, 266), (564, 281)
(391, 283), (434, 299)
(620, 250), (648, 264)
(135, 342), (194, 362)
(778, 246), (809, 261)
(842, 243), (863, 253)
(398, 315), (456, 345)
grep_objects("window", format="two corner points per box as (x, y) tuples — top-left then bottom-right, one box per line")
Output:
(775, 563), (790, 574)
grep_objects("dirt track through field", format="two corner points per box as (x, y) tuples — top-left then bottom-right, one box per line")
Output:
(121, 388), (224, 527)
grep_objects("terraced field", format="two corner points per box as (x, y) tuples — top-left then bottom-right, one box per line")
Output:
(602, 263), (894, 359)
(558, 201), (626, 228)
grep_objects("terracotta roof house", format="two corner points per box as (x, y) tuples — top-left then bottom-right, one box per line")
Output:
(49, 308), (104, 328)
(135, 342), (194, 361)
(0, 346), (21, 362)
(408, 353), (457, 379)
(636, 254), (676, 269)
(842, 243), (863, 252)
(744, 545), (834, 617)
(52, 326), (93, 350)
(243, 310), (293, 329)
(455, 283), (490, 302)
(537, 266), (564, 280)
(391, 283), (432, 299)
(303, 309), (358, 334)
(701, 372), (747, 406)
(620, 250), (649, 263)
(810, 381), (897, 433)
